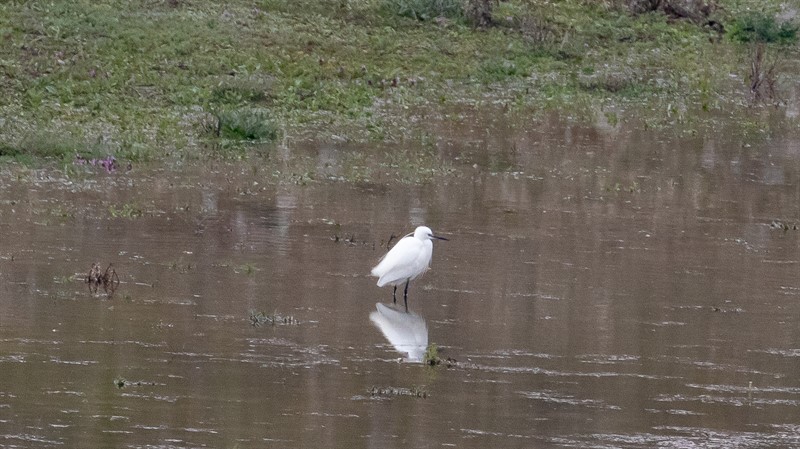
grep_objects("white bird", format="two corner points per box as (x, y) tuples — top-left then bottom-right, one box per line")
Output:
(371, 226), (448, 310)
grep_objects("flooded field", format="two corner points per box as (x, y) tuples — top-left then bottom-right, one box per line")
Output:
(2, 108), (800, 448)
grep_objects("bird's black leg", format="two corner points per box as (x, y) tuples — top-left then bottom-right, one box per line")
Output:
(403, 280), (409, 312)
(392, 285), (397, 304)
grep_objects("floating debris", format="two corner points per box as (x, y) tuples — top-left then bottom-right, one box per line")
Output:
(85, 263), (120, 298)
(113, 377), (157, 389)
(369, 386), (428, 399)
(249, 310), (298, 327)
(331, 232), (374, 248)
(437, 356), (479, 370)
(711, 306), (744, 313)
(770, 220), (798, 231)
(331, 233), (356, 245)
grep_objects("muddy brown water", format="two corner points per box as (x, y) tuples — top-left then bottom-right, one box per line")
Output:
(2, 109), (800, 448)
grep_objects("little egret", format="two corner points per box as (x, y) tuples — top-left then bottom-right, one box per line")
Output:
(371, 226), (448, 310)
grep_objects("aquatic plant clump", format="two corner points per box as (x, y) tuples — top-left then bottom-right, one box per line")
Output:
(86, 263), (120, 297)
(108, 204), (144, 219)
(249, 310), (298, 326)
(369, 385), (428, 398)
(423, 343), (441, 365)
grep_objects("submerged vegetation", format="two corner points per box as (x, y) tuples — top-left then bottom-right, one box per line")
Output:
(249, 310), (299, 326)
(0, 0), (797, 166)
(108, 203), (144, 219)
(424, 343), (441, 366)
(369, 385), (429, 398)
(85, 263), (120, 298)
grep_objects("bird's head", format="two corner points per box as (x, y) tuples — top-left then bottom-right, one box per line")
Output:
(415, 226), (449, 241)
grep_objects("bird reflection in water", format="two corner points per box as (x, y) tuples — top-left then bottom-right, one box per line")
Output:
(369, 303), (428, 363)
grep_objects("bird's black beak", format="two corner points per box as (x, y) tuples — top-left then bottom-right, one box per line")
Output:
(432, 235), (449, 241)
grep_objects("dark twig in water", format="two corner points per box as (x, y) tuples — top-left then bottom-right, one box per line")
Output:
(86, 263), (120, 298)
(385, 233), (398, 250)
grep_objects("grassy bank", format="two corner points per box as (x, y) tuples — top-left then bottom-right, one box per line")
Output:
(0, 0), (796, 164)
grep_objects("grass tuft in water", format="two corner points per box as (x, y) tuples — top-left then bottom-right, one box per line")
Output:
(369, 385), (428, 398)
(108, 203), (144, 219)
(423, 343), (441, 366)
(235, 263), (257, 275)
(249, 310), (298, 326)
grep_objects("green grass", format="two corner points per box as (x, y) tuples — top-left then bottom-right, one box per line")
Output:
(0, 0), (796, 165)
(382, 0), (464, 21)
(728, 11), (798, 44)
(216, 108), (279, 141)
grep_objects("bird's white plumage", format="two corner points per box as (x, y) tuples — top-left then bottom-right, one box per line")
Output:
(371, 226), (435, 287)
